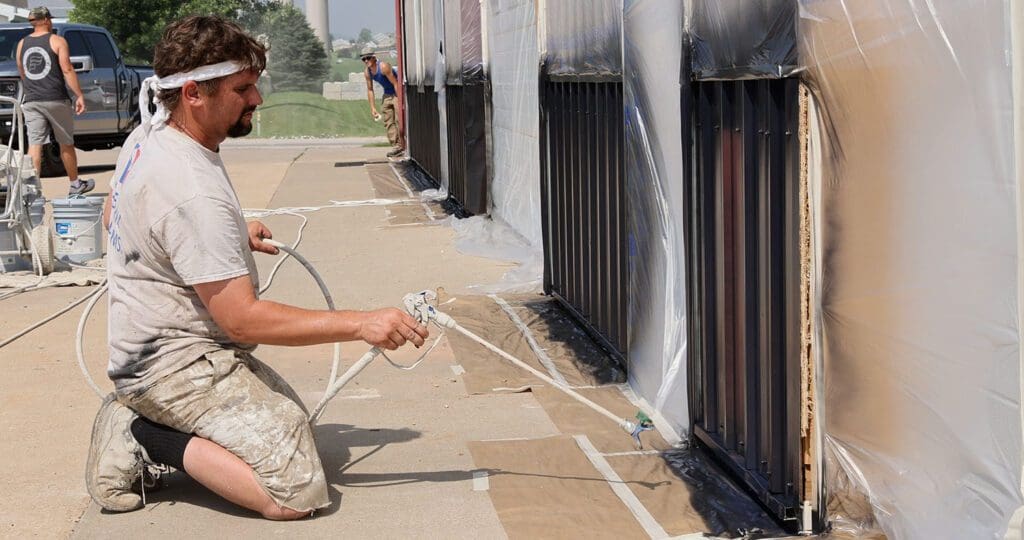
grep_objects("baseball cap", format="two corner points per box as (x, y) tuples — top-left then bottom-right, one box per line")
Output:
(28, 7), (52, 21)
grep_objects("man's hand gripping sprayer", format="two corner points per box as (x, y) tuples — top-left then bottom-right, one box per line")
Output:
(318, 290), (656, 449)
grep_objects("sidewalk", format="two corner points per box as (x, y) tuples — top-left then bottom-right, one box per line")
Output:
(1, 142), (782, 538)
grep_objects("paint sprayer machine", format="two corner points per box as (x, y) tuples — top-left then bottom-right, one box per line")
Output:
(0, 97), (53, 275)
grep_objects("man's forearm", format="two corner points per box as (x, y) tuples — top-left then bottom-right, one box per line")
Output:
(63, 71), (84, 99)
(228, 299), (366, 346)
(367, 91), (376, 109)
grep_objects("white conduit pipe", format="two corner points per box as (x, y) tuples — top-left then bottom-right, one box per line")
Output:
(76, 283), (108, 398)
(309, 346), (383, 424)
(261, 238), (344, 388)
(0, 279), (106, 349)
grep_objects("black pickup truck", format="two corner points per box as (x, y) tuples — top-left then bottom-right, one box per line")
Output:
(0, 22), (152, 176)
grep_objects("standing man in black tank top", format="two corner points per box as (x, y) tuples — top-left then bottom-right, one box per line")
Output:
(16, 6), (92, 195)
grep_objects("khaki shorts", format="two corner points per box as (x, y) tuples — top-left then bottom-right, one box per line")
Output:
(120, 349), (330, 512)
(23, 100), (74, 146)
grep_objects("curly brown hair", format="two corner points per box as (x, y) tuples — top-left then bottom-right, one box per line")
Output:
(153, 15), (267, 114)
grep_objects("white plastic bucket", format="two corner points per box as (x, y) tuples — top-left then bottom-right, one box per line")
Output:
(0, 195), (44, 272)
(52, 195), (104, 264)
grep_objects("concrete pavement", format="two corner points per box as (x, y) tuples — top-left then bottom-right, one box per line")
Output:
(0, 139), (771, 539)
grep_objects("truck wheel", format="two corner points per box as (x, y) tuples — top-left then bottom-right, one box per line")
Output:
(39, 140), (66, 178)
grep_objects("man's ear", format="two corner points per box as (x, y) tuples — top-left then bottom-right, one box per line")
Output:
(181, 80), (202, 105)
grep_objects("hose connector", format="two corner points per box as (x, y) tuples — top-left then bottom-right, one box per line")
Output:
(627, 411), (656, 449)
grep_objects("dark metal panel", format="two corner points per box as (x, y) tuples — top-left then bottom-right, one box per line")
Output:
(541, 79), (628, 362)
(405, 84), (442, 182)
(781, 77), (803, 501)
(445, 84), (488, 215)
(695, 80), (719, 435)
(613, 82), (627, 351)
(540, 75), (553, 296)
(737, 80), (760, 471)
(594, 83), (607, 337)
(686, 78), (802, 522)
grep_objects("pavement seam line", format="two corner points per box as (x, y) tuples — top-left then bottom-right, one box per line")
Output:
(574, 434), (670, 540)
(262, 147), (309, 209)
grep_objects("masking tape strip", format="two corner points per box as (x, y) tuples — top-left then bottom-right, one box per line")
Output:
(472, 470), (490, 491)
(574, 434), (670, 540)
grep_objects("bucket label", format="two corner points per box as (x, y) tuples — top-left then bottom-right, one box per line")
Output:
(54, 220), (99, 257)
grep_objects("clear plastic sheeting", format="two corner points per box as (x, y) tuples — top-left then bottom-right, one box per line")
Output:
(461, 0), (484, 83)
(434, 0), (450, 188)
(403, 0), (423, 85)
(688, 0), (798, 80)
(444, 0), (463, 84)
(800, 1), (1023, 538)
(420, 0), (441, 86)
(443, 0), (484, 84)
(485, 0), (542, 248)
(432, 0), (446, 90)
(623, 0), (688, 438)
(543, 0), (622, 77)
(450, 215), (542, 293)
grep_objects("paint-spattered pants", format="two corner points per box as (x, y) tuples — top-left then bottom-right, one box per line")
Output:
(382, 95), (404, 150)
(121, 349), (330, 512)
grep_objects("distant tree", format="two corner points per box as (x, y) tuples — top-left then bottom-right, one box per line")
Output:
(257, 5), (329, 92)
(358, 27), (373, 44)
(71, 0), (274, 64)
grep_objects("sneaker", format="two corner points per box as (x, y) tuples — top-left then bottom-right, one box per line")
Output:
(68, 178), (95, 196)
(85, 394), (144, 512)
(386, 147), (405, 158)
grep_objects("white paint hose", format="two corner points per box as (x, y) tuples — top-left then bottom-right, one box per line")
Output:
(64, 236), (654, 447)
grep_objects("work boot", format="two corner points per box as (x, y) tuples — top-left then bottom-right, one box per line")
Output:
(386, 147), (405, 158)
(85, 394), (144, 512)
(68, 178), (95, 196)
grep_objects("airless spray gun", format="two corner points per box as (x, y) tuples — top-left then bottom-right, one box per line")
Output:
(307, 287), (655, 448)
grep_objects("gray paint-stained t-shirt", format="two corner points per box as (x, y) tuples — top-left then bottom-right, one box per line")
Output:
(106, 124), (259, 392)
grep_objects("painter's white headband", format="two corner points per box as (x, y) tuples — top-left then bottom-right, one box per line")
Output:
(138, 60), (246, 127)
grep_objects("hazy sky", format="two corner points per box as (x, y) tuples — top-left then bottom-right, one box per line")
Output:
(51, 1), (395, 42)
(291, 0), (396, 41)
